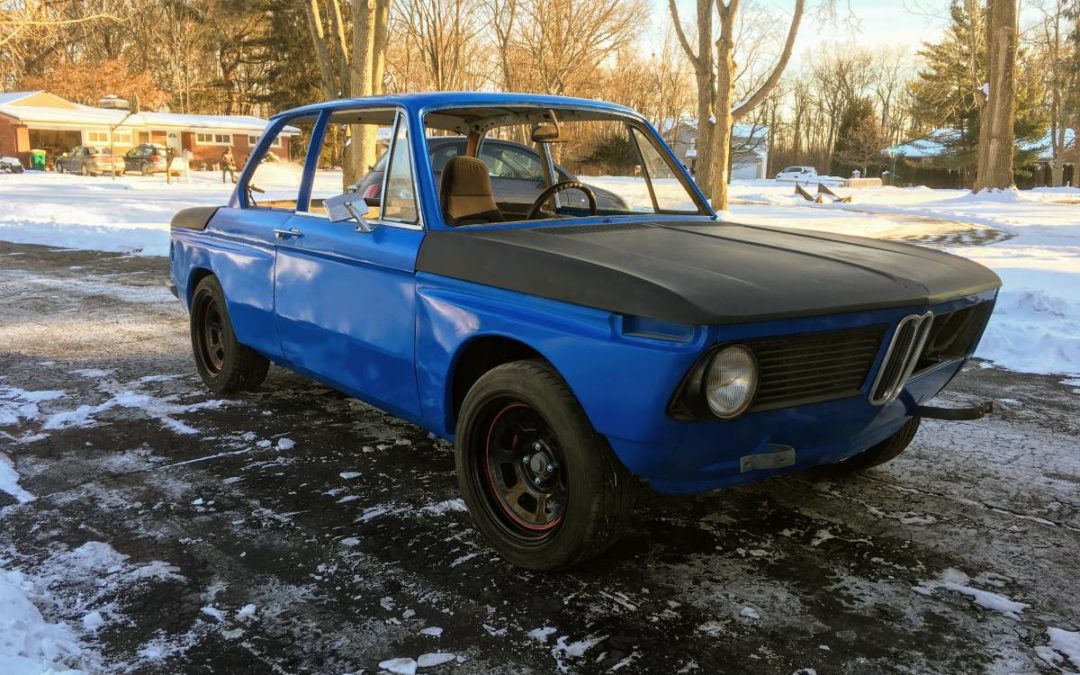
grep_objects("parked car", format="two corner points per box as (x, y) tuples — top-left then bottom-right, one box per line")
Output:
(169, 92), (1000, 570)
(0, 156), (23, 173)
(353, 137), (629, 212)
(55, 146), (123, 176)
(775, 165), (818, 182)
(123, 144), (186, 176)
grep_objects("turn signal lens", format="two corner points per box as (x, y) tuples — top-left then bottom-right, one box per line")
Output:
(705, 345), (758, 418)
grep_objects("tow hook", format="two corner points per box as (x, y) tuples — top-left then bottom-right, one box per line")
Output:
(915, 401), (994, 421)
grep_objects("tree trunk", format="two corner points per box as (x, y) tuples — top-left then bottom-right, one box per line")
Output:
(709, 14), (737, 211)
(974, 0), (1017, 191)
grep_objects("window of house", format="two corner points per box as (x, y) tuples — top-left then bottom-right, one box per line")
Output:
(249, 133), (281, 148)
(86, 130), (109, 144)
(245, 115), (316, 211)
(113, 130), (133, 146)
(196, 132), (233, 145)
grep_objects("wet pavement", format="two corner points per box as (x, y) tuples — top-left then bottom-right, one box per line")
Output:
(0, 241), (1077, 674)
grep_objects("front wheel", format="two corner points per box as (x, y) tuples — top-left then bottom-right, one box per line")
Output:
(190, 275), (269, 394)
(455, 360), (636, 571)
(818, 417), (921, 475)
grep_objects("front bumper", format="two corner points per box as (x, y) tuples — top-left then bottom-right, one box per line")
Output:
(600, 292), (996, 495)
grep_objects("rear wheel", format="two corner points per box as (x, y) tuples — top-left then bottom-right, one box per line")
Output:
(190, 275), (269, 394)
(819, 417), (921, 475)
(455, 360), (636, 570)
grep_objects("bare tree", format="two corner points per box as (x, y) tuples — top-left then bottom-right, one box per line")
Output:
(669, 0), (806, 210)
(974, 0), (1018, 190)
(393, 0), (485, 91)
(1031, 0), (1078, 186)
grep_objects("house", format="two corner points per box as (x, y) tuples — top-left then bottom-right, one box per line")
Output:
(888, 127), (1076, 188)
(660, 118), (770, 180)
(0, 91), (294, 169)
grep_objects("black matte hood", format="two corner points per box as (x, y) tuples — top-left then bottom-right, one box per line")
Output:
(416, 220), (1002, 325)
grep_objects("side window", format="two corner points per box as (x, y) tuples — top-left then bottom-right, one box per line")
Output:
(479, 144), (542, 181)
(308, 108), (397, 219)
(381, 117), (419, 224)
(246, 115), (317, 211)
(430, 144), (461, 176)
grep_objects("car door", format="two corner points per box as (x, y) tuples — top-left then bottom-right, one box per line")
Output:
(273, 108), (424, 421)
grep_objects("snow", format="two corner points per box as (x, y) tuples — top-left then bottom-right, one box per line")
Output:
(913, 568), (1029, 620)
(236, 604), (257, 621)
(417, 652), (456, 668)
(378, 657), (417, 675)
(1037, 627), (1080, 672)
(339, 471), (362, 480)
(0, 567), (85, 675)
(2, 171), (1078, 376)
(0, 452), (35, 503)
(276, 437), (295, 450)
(419, 626), (443, 637)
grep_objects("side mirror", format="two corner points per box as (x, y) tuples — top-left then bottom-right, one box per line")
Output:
(325, 192), (375, 233)
(363, 195), (380, 208)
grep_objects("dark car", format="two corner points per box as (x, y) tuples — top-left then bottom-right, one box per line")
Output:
(353, 136), (629, 211)
(170, 93), (1000, 571)
(55, 146), (123, 176)
(123, 144), (186, 176)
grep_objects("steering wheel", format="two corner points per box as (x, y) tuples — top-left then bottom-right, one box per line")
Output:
(526, 181), (597, 220)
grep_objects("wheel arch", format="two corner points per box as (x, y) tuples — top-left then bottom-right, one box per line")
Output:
(447, 334), (547, 428)
(186, 266), (215, 304)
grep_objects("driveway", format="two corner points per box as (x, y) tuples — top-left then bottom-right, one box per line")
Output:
(0, 242), (1077, 674)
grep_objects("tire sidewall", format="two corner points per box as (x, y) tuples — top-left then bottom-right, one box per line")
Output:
(190, 276), (239, 391)
(455, 363), (617, 570)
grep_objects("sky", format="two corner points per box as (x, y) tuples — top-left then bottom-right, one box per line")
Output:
(649, 0), (1013, 66)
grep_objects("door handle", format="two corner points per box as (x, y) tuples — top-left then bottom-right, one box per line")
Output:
(273, 228), (302, 240)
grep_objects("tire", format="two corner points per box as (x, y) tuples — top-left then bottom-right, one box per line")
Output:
(455, 360), (636, 571)
(189, 275), (269, 394)
(818, 417), (921, 475)
(141, 162), (151, 176)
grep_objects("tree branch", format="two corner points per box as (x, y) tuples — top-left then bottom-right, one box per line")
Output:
(732, 0), (804, 120)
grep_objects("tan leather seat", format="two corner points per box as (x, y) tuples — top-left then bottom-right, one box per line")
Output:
(440, 156), (503, 226)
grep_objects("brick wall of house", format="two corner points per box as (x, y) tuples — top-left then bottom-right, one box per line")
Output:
(0, 114), (29, 166)
(185, 133), (289, 170)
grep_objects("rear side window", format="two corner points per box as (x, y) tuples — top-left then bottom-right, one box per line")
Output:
(245, 115), (317, 211)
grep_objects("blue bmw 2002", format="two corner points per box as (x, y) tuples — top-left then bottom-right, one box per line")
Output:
(169, 92), (1000, 570)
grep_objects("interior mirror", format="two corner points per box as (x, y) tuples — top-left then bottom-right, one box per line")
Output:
(531, 123), (563, 143)
(325, 192), (375, 233)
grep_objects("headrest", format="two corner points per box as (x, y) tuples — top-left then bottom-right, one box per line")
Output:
(440, 156), (502, 226)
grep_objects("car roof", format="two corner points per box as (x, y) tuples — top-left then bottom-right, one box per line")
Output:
(272, 92), (640, 124)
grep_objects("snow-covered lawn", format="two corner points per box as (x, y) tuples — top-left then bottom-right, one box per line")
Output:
(1, 171), (1078, 378)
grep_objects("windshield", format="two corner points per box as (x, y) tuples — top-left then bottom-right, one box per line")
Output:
(423, 106), (706, 226)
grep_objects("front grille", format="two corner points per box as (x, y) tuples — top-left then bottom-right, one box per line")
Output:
(916, 302), (993, 372)
(746, 325), (886, 412)
(870, 312), (934, 404)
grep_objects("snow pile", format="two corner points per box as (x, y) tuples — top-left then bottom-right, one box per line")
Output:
(0, 567), (86, 675)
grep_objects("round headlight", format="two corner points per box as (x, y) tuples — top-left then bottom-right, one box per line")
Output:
(704, 345), (758, 418)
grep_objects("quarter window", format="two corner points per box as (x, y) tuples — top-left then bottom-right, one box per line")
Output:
(381, 118), (418, 224)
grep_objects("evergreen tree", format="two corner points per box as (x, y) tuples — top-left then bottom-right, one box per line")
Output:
(831, 97), (886, 177)
(908, 0), (1046, 186)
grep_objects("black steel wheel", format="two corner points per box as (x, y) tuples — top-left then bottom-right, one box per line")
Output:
(190, 275), (269, 394)
(481, 401), (568, 537)
(456, 360), (636, 570)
